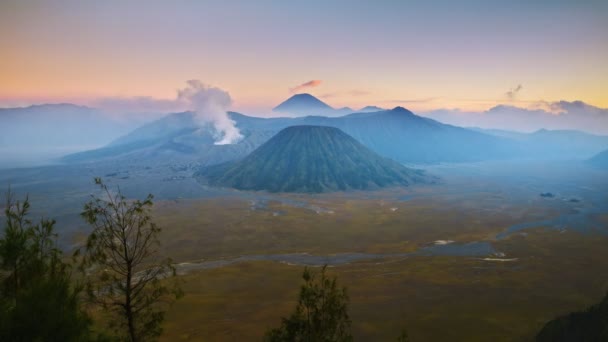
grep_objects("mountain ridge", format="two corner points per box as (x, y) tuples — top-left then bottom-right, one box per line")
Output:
(61, 101), (608, 166)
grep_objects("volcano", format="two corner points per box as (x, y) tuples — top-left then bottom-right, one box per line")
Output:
(272, 93), (334, 116)
(195, 125), (434, 193)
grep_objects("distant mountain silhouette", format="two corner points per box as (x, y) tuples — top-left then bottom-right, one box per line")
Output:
(0, 103), (159, 167)
(0, 104), (121, 148)
(272, 94), (387, 117)
(273, 93), (335, 116)
(196, 125), (433, 193)
(335, 107), (355, 116)
(473, 128), (608, 159)
(359, 106), (384, 112)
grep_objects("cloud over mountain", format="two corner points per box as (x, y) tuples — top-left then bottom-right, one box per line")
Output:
(423, 101), (608, 135)
(289, 80), (322, 93)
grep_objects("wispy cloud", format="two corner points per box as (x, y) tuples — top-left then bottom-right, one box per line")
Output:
(422, 100), (608, 135)
(289, 80), (322, 93)
(505, 84), (523, 100)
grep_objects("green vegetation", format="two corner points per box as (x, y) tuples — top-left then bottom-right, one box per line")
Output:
(2, 181), (608, 341)
(265, 266), (353, 341)
(397, 330), (411, 342)
(78, 178), (182, 341)
(1, 179), (180, 341)
(152, 194), (608, 341)
(0, 191), (93, 341)
(536, 292), (608, 341)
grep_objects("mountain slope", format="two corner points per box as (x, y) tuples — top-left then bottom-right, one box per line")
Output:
(61, 111), (287, 165)
(196, 126), (433, 193)
(474, 128), (608, 159)
(296, 107), (516, 163)
(63, 107), (522, 165)
(588, 149), (608, 169)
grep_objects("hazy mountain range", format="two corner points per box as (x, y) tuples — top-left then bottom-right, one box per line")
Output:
(424, 101), (608, 135)
(0, 104), (161, 167)
(2, 94), (608, 169)
(61, 106), (508, 165)
(62, 104), (608, 167)
(588, 149), (608, 169)
(471, 128), (608, 160)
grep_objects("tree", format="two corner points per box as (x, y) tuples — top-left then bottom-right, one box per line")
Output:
(78, 178), (181, 342)
(265, 265), (353, 342)
(0, 190), (33, 298)
(536, 291), (608, 341)
(397, 329), (410, 342)
(0, 190), (93, 341)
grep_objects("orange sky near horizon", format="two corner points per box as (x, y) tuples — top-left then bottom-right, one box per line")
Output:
(1, 1), (607, 114)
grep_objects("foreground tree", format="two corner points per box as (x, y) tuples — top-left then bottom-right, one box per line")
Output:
(536, 291), (608, 341)
(78, 178), (181, 342)
(265, 265), (353, 342)
(0, 190), (92, 341)
(397, 329), (411, 342)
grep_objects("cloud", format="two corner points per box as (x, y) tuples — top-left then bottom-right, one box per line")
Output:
(505, 84), (523, 100)
(289, 80), (322, 93)
(177, 80), (242, 145)
(422, 100), (608, 135)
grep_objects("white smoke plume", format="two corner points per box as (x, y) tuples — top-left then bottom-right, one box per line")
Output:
(177, 80), (243, 145)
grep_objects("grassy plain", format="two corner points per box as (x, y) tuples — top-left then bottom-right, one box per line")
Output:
(160, 230), (608, 341)
(147, 189), (608, 341)
(153, 188), (554, 261)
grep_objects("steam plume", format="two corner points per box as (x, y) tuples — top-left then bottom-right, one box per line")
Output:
(177, 80), (242, 145)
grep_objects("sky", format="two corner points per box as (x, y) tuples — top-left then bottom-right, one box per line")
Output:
(1, 0), (607, 115)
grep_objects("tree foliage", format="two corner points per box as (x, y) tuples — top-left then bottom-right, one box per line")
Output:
(397, 329), (410, 342)
(265, 265), (353, 342)
(537, 291), (608, 341)
(0, 190), (92, 341)
(77, 178), (181, 342)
